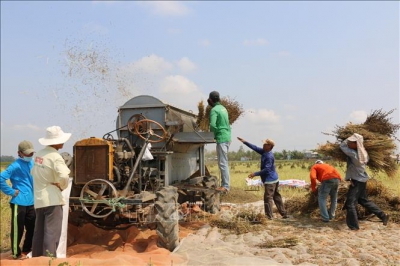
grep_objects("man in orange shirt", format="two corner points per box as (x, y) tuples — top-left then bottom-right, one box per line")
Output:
(310, 160), (342, 222)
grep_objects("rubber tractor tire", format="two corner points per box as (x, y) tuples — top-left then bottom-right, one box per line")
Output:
(202, 176), (220, 214)
(155, 186), (179, 251)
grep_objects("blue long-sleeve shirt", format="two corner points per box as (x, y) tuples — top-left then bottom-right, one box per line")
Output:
(339, 141), (369, 182)
(243, 141), (279, 183)
(0, 158), (34, 206)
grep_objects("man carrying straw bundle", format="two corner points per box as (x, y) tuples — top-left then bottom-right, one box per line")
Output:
(340, 133), (389, 230)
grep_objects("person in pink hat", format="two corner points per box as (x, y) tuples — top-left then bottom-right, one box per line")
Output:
(31, 126), (71, 257)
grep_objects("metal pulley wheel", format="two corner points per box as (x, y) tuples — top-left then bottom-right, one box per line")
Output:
(80, 179), (120, 218)
(134, 119), (168, 143)
(127, 114), (147, 134)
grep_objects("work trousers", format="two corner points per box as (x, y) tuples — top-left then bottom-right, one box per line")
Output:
(264, 182), (287, 219)
(216, 142), (230, 190)
(32, 205), (63, 257)
(345, 180), (385, 230)
(318, 178), (340, 221)
(10, 204), (36, 257)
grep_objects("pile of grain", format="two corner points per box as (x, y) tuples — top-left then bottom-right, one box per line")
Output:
(317, 109), (399, 177)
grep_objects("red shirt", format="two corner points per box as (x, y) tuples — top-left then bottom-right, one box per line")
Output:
(310, 164), (342, 192)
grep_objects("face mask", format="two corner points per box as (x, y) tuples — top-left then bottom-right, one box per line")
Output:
(22, 156), (33, 162)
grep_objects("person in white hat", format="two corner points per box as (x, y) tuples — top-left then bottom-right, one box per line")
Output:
(0, 140), (36, 259)
(31, 126), (71, 257)
(340, 133), (389, 230)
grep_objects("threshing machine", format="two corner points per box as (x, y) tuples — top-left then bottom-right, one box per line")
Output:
(67, 95), (220, 251)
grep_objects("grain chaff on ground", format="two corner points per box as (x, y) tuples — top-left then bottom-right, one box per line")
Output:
(317, 109), (399, 177)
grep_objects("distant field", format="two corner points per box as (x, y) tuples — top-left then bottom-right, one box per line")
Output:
(0, 162), (11, 171)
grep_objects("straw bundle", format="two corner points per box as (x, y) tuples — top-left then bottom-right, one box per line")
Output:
(317, 109), (399, 177)
(196, 96), (244, 131)
(285, 179), (400, 223)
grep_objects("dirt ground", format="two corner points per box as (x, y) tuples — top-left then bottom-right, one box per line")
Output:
(1, 201), (399, 266)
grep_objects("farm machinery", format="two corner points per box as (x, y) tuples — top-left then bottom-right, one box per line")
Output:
(67, 95), (220, 251)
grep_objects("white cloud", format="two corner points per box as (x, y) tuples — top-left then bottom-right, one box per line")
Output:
(231, 110), (284, 152)
(176, 57), (197, 73)
(125, 54), (173, 74)
(349, 110), (368, 123)
(12, 124), (43, 131)
(160, 75), (197, 94)
(116, 55), (203, 112)
(199, 39), (210, 47)
(138, 1), (190, 16)
(1, 123), (45, 156)
(243, 38), (269, 47)
(245, 108), (280, 124)
(159, 75), (204, 111)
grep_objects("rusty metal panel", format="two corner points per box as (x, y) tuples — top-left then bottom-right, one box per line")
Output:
(74, 141), (111, 184)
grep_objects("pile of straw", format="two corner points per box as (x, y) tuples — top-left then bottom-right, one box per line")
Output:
(196, 96), (244, 132)
(317, 109), (399, 177)
(285, 179), (400, 223)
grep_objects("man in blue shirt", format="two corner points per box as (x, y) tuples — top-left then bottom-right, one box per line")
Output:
(237, 137), (288, 219)
(0, 140), (36, 258)
(340, 133), (389, 230)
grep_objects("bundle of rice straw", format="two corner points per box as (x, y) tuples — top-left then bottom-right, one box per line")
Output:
(196, 96), (244, 131)
(317, 109), (399, 177)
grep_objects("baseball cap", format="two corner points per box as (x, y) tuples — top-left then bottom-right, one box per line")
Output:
(18, 140), (35, 155)
(208, 91), (220, 102)
(315, 160), (324, 164)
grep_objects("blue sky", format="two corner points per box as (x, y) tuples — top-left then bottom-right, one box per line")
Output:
(1, 1), (399, 156)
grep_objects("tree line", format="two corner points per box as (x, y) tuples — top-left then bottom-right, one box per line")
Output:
(1, 155), (15, 162)
(206, 145), (312, 161)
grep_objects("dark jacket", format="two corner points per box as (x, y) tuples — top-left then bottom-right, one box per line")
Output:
(243, 141), (279, 183)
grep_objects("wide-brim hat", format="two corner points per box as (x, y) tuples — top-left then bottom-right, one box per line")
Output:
(39, 126), (71, 146)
